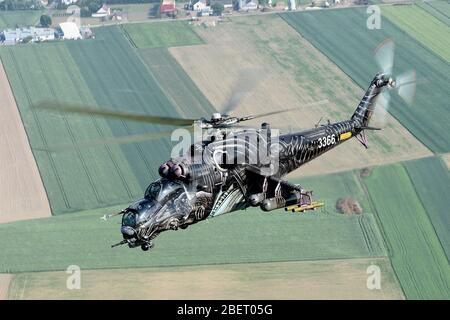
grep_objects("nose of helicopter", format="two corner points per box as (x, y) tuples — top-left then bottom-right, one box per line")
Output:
(120, 226), (135, 238)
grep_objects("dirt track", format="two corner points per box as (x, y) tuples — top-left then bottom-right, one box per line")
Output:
(0, 274), (12, 299)
(0, 61), (51, 223)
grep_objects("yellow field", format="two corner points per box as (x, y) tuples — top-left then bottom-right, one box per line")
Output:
(170, 15), (431, 178)
(7, 258), (403, 300)
(442, 153), (450, 170)
(0, 274), (12, 300)
(0, 61), (51, 223)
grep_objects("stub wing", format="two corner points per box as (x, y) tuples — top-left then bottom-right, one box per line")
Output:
(245, 168), (324, 213)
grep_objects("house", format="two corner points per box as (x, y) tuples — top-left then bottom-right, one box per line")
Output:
(193, 0), (207, 11)
(61, 0), (77, 5)
(240, 0), (258, 11)
(160, 0), (176, 14)
(0, 27), (55, 45)
(58, 22), (82, 40)
(92, 4), (111, 18)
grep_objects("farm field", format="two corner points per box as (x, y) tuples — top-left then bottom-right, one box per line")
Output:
(418, 0), (450, 26)
(0, 26), (214, 215)
(363, 163), (450, 299)
(137, 47), (215, 115)
(0, 42), (142, 214)
(7, 258), (403, 300)
(0, 171), (386, 273)
(170, 14), (430, 178)
(0, 274), (11, 300)
(442, 153), (450, 170)
(281, 8), (450, 153)
(403, 156), (450, 260)
(0, 61), (51, 223)
(382, 4), (450, 62)
(122, 21), (204, 48)
(0, 10), (41, 29)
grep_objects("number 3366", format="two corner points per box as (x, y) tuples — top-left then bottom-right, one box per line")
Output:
(318, 134), (336, 148)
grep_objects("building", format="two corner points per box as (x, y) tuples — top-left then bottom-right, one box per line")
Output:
(57, 22), (82, 40)
(160, 0), (176, 14)
(193, 0), (207, 11)
(0, 27), (55, 45)
(61, 0), (77, 5)
(92, 4), (111, 18)
(240, 0), (258, 11)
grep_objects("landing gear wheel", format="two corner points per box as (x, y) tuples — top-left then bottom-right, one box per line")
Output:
(141, 242), (154, 251)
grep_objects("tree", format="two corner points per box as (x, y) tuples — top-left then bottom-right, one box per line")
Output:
(40, 14), (52, 27)
(211, 3), (224, 16)
(258, 0), (268, 7)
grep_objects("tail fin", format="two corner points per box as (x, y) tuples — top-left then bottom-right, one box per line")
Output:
(351, 73), (393, 127)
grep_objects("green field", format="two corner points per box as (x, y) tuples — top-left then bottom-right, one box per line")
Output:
(383, 4), (450, 62)
(404, 157), (450, 261)
(418, 0), (450, 26)
(137, 47), (215, 114)
(122, 21), (204, 48)
(363, 163), (450, 299)
(0, 26), (214, 215)
(280, 8), (450, 153)
(0, 171), (386, 273)
(0, 10), (42, 29)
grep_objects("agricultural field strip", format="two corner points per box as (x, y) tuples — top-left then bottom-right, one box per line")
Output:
(0, 59), (51, 223)
(0, 170), (386, 273)
(7, 258), (404, 300)
(382, 4), (450, 62)
(403, 156), (450, 262)
(363, 163), (450, 299)
(122, 21), (204, 49)
(280, 8), (450, 153)
(418, 0), (450, 26)
(0, 43), (141, 214)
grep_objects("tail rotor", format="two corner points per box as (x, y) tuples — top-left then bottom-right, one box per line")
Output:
(373, 39), (417, 125)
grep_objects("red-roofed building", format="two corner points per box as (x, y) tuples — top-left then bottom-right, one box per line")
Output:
(160, 0), (176, 13)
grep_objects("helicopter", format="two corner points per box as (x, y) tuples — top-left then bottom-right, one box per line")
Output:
(37, 39), (416, 251)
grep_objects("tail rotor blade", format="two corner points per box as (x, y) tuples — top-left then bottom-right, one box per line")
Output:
(374, 91), (391, 126)
(374, 38), (395, 75)
(396, 69), (417, 106)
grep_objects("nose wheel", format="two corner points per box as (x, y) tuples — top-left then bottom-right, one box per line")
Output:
(141, 241), (154, 251)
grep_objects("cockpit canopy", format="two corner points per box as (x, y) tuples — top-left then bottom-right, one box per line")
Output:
(121, 178), (188, 229)
(144, 179), (184, 201)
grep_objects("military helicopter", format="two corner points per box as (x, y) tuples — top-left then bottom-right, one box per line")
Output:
(37, 39), (416, 251)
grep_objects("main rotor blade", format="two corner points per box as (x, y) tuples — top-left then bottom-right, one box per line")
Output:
(33, 127), (193, 153)
(242, 99), (329, 121)
(35, 101), (196, 126)
(374, 38), (395, 75)
(221, 69), (265, 116)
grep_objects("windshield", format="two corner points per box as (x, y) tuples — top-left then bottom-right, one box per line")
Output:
(122, 212), (136, 227)
(144, 179), (183, 201)
(144, 181), (161, 200)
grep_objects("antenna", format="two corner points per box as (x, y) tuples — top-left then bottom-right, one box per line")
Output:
(315, 116), (323, 128)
